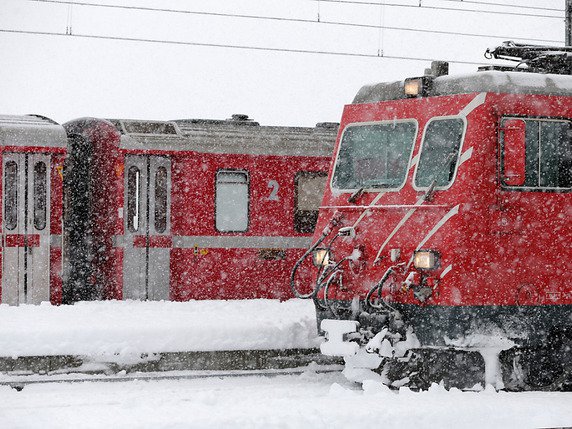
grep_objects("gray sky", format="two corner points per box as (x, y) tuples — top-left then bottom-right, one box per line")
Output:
(0, 0), (565, 126)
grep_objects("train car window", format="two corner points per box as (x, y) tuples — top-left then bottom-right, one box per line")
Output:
(216, 171), (249, 232)
(539, 121), (572, 188)
(502, 118), (572, 190)
(332, 121), (417, 191)
(127, 166), (141, 232)
(295, 172), (327, 233)
(4, 161), (18, 230)
(154, 166), (168, 233)
(415, 118), (465, 188)
(33, 161), (47, 230)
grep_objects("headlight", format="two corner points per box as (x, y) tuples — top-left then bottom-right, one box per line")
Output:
(404, 76), (433, 97)
(404, 78), (422, 97)
(313, 249), (330, 267)
(413, 250), (439, 270)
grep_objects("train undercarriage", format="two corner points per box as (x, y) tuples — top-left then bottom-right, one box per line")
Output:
(318, 300), (572, 391)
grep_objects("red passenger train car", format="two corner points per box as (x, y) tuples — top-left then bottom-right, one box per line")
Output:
(0, 115), (67, 305)
(292, 43), (572, 390)
(63, 115), (336, 303)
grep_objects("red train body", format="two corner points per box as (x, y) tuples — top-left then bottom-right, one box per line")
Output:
(62, 115), (336, 303)
(294, 44), (572, 389)
(0, 114), (335, 305)
(0, 115), (66, 305)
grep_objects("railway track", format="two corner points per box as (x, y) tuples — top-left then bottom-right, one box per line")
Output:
(0, 348), (344, 391)
(1, 364), (344, 391)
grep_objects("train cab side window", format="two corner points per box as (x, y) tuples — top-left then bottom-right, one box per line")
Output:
(501, 118), (572, 189)
(415, 118), (465, 188)
(127, 166), (141, 232)
(154, 167), (168, 233)
(216, 171), (249, 232)
(294, 172), (327, 233)
(33, 161), (47, 230)
(4, 161), (18, 230)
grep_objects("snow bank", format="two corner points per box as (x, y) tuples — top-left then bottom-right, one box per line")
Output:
(0, 299), (321, 358)
(2, 373), (572, 429)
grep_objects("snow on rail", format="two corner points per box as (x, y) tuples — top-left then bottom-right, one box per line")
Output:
(0, 299), (321, 360)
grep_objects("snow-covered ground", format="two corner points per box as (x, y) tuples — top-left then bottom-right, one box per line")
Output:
(2, 299), (572, 428)
(0, 300), (320, 359)
(1, 371), (572, 429)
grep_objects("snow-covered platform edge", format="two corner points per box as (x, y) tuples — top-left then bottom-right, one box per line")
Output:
(0, 299), (322, 360)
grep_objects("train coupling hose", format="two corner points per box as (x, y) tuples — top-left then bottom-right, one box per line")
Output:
(290, 226), (332, 299)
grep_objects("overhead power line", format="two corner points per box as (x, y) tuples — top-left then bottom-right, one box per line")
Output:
(26, 0), (561, 44)
(32, 0), (564, 19)
(437, 0), (562, 13)
(311, 0), (564, 19)
(0, 28), (489, 65)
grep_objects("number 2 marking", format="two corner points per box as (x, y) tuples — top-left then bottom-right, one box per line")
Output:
(267, 180), (279, 201)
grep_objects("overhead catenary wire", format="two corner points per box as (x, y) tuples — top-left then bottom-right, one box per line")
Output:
(309, 0), (564, 19)
(24, 0), (563, 44)
(32, 0), (564, 19)
(434, 0), (562, 13)
(0, 28), (494, 65)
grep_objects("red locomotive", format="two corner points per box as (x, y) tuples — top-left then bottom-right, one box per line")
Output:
(0, 115), (67, 305)
(62, 115), (336, 303)
(292, 43), (572, 390)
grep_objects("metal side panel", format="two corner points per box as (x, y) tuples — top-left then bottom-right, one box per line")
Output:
(123, 155), (149, 300)
(147, 249), (170, 301)
(147, 156), (171, 301)
(26, 153), (51, 304)
(123, 247), (147, 300)
(2, 153), (25, 305)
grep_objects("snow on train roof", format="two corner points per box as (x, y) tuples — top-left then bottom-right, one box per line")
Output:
(0, 114), (67, 148)
(353, 70), (572, 104)
(112, 116), (338, 157)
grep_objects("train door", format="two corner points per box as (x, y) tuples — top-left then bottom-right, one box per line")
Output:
(124, 155), (171, 300)
(2, 153), (51, 305)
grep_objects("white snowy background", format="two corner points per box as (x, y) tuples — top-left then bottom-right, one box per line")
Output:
(1, 1), (572, 428)
(0, 0), (564, 126)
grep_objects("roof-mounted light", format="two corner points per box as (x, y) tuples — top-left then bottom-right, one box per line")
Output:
(404, 76), (433, 98)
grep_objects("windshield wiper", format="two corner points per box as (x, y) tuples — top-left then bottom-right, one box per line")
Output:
(348, 187), (365, 204)
(422, 152), (457, 201)
(348, 179), (392, 203)
(423, 179), (437, 202)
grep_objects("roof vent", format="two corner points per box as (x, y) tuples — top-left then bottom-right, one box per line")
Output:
(315, 122), (339, 129)
(230, 114), (251, 121)
(121, 120), (179, 135)
(226, 114), (259, 126)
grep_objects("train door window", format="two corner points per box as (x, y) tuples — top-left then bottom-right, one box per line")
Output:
(33, 161), (47, 230)
(127, 166), (141, 232)
(154, 166), (168, 233)
(4, 161), (18, 230)
(415, 117), (465, 189)
(295, 172), (327, 233)
(501, 118), (572, 190)
(216, 170), (249, 232)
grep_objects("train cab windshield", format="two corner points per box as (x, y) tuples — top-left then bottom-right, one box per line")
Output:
(331, 120), (417, 190)
(414, 117), (465, 189)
